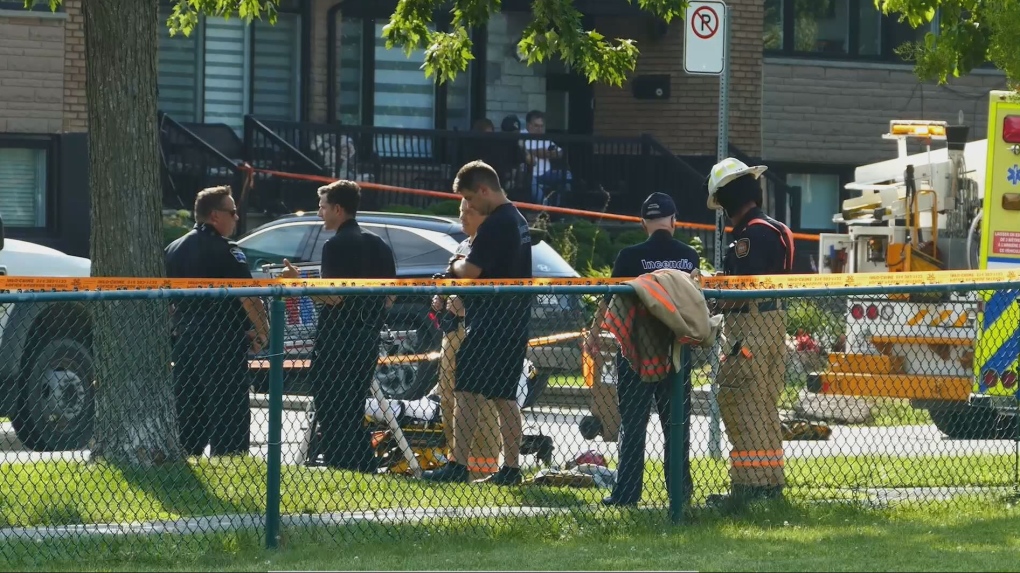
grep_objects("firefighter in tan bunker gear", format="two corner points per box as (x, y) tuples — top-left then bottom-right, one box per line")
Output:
(706, 158), (795, 510)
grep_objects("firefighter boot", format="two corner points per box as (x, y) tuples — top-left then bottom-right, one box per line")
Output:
(706, 484), (784, 514)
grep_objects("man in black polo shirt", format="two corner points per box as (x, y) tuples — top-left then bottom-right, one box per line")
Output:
(422, 160), (532, 486)
(282, 180), (396, 473)
(584, 192), (699, 507)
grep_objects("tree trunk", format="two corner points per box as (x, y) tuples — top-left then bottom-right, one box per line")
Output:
(84, 0), (182, 466)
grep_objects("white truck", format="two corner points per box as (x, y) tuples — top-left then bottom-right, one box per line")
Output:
(807, 117), (1018, 439)
(0, 219), (94, 452)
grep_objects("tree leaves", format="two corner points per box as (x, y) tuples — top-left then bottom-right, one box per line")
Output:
(165, 0), (279, 37)
(26, 0), (1020, 90)
(876, 0), (1020, 91)
(385, 0), (688, 86)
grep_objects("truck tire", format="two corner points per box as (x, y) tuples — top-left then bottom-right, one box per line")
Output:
(928, 402), (1018, 440)
(12, 338), (95, 452)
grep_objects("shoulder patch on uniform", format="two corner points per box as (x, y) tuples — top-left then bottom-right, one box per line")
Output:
(735, 238), (750, 258)
(229, 246), (247, 263)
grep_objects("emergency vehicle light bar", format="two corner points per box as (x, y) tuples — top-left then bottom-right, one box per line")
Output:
(887, 120), (948, 138)
(1003, 115), (1020, 144)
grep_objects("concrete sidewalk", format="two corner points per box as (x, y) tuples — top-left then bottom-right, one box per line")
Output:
(0, 505), (574, 543)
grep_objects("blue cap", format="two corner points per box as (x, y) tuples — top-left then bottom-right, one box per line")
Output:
(641, 193), (676, 219)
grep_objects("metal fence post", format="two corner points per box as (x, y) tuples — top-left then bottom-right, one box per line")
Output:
(708, 339), (723, 459)
(265, 297), (285, 549)
(670, 345), (691, 525)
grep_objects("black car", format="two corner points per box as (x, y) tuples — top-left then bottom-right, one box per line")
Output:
(237, 211), (585, 402)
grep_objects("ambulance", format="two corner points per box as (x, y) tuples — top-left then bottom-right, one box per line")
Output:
(807, 91), (1019, 439)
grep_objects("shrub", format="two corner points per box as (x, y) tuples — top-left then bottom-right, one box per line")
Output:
(163, 209), (193, 247)
(785, 298), (845, 351)
(425, 201), (460, 216)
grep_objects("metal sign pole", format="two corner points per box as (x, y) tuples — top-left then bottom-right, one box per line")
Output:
(708, 8), (730, 461)
(714, 14), (730, 271)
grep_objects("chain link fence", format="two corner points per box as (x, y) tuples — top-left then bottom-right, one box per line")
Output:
(0, 280), (1017, 560)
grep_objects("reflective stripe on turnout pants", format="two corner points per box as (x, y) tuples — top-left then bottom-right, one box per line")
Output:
(717, 306), (787, 488)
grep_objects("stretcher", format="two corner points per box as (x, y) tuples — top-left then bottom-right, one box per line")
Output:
(297, 358), (555, 474)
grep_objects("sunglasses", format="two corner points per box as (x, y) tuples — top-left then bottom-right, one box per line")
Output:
(215, 207), (238, 217)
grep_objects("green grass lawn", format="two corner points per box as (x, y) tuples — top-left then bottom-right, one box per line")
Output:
(2, 454), (1017, 530)
(5, 498), (1020, 571)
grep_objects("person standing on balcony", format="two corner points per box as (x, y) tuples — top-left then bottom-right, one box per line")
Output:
(280, 180), (397, 474)
(431, 198), (503, 479)
(705, 157), (794, 513)
(584, 192), (700, 507)
(422, 160), (532, 486)
(521, 110), (564, 205)
(165, 185), (271, 458)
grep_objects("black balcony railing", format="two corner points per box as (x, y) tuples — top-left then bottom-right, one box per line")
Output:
(157, 112), (244, 214)
(243, 116), (330, 215)
(157, 113), (817, 273)
(248, 119), (714, 219)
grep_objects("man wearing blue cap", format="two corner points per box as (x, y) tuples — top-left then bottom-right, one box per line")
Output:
(584, 192), (700, 507)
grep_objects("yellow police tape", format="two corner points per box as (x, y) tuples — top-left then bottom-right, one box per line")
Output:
(1, 268), (1019, 292)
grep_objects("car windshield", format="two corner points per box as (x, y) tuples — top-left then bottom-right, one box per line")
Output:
(448, 230), (577, 277)
(533, 241), (579, 277)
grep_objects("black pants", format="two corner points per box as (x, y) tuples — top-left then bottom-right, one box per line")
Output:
(173, 329), (251, 457)
(312, 321), (379, 471)
(611, 355), (692, 505)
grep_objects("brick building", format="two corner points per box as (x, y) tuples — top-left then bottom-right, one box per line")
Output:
(0, 0), (87, 254)
(0, 0), (1007, 255)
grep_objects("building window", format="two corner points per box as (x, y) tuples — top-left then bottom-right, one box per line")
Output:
(795, 0), (849, 54)
(788, 173), (840, 230)
(445, 63), (472, 132)
(372, 22), (436, 130)
(157, 5), (303, 133)
(336, 17), (364, 126)
(0, 147), (48, 228)
(331, 15), (474, 132)
(0, 0), (63, 11)
(765, 0), (933, 61)
(764, 0), (783, 50)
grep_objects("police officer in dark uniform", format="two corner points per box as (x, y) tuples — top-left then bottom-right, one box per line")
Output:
(585, 192), (700, 507)
(165, 185), (270, 457)
(281, 180), (396, 473)
(705, 158), (794, 512)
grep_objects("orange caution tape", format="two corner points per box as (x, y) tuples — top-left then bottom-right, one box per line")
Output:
(2, 267), (1020, 293)
(237, 164), (821, 242)
(0, 276), (624, 292)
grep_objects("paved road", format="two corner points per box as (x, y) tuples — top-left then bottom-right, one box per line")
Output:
(2, 400), (1015, 467)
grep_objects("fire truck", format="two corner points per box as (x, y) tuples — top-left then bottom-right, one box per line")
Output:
(807, 91), (1019, 439)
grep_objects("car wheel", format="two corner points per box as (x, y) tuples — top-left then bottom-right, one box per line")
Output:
(375, 328), (439, 401)
(13, 338), (95, 452)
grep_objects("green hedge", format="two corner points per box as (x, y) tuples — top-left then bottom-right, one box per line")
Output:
(540, 219), (710, 277)
(163, 210), (194, 247)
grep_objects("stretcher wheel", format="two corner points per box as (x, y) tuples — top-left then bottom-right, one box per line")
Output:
(578, 415), (602, 440)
